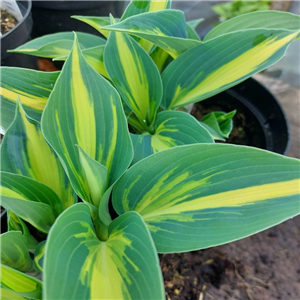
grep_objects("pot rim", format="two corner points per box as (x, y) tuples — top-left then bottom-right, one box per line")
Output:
(1, 0), (32, 39)
(192, 77), (291, 155)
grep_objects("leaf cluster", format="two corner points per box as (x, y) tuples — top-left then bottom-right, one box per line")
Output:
(0, 1), (299, 299)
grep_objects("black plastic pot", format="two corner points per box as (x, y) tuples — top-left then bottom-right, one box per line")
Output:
(0, 210), (7, 234)
(1, 0), (37, 68)
(192, 78), (290, 155)
(32, 1), (106, 10)
(31, 1), (124, 39)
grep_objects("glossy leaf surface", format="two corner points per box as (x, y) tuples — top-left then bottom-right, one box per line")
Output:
(105, 31), (162, 126)
(205, 11), (300, 41)
(1, 102), (75, 209)
(0, 67), (59, 130)
(41, 34), (133, 205)
(44, 204), (164, 300)
(130, 111), (214, 163)
(113, 144), (300, 253)
(10, 31), (105, 58)
(0, 264), (42, 300)
(162, 29), (298, 109)
(0, 231), (33, 272)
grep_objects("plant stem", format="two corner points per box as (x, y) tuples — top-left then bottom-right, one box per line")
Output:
(94, 218), (109, 241)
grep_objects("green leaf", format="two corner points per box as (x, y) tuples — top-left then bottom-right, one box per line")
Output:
(81, 45), (108, 78)
(41, 33), (133, 206)
(0, 264), (42, 300)
(44, 203), (164, 300)
(121, 0), (171, 20)
(113, 144), (300, 253)
(77, 145), (108, 208)
(200, 110), (236, 140)
(7, 211), (39, 252)
(1, 172), (63, 232)
(54, 45), (109, 79)
(1, 101), (76, 210)
(9, 31), (106, 58)
(33, 241), (46, 273)
(186, 18), (204, 41)
(104, 31), (162, 126)
(205, 10), (300, 41)
(150, 46), (171, 72)
(0, 231), (33, 272)
(0, 67), (59, 130)
(130, 111), (214, 163)
(187, 18), (204, 30)
(161, 28), (298, 109)
(0, 287), (27, 300)
(71, 16), (114, 39)
(186, 23), (200, 41)
(103, 10), (200, 58)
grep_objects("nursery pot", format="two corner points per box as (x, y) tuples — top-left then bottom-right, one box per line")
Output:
(31, 1), (124, 38)
(1, 0), (36, 68)
(192, 78), (290, 155)
(0, 210), (7, 234)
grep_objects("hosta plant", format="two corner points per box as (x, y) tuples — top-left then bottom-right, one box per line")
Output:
(1, 1), (300, 299)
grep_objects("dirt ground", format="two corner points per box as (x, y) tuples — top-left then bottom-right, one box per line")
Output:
(161, 216), (300, 300)
(161, 75), (300, 300)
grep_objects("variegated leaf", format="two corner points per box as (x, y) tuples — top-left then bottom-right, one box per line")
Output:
(1, 172), (63, 232)
(113, 144), (300, 253)
(33, 241), (46, 273)
(41, 33), (133, 206)
(205, 11), (300, 41)
(0, 231), (33, 272)
(161, 29), (298, 109)
(119, 9), (187, 53)
(77, 145), (108, 208)
(131, 111), (214, 163)
(104, 30), (162, 126)
(44, 203), (164, 300)
(54, 45), (109, 79)
(9, 31), (106, 58)
(7, 211), (38, 252)
(121, 0), (171, 20)
(103, 10), (200, 58)
(0, 264), (42, 300)
(71, 16), (113, 39)
(150, 46), (171, 72)
(0, 67), (59, 130)
(81, 45), (108, 78)
(1, 101), (76, 210)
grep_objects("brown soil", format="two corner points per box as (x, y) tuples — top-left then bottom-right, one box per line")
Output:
(1, 9), (18, 35)
(191, 100), (266, 149)
(160, 216), (300, 300)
